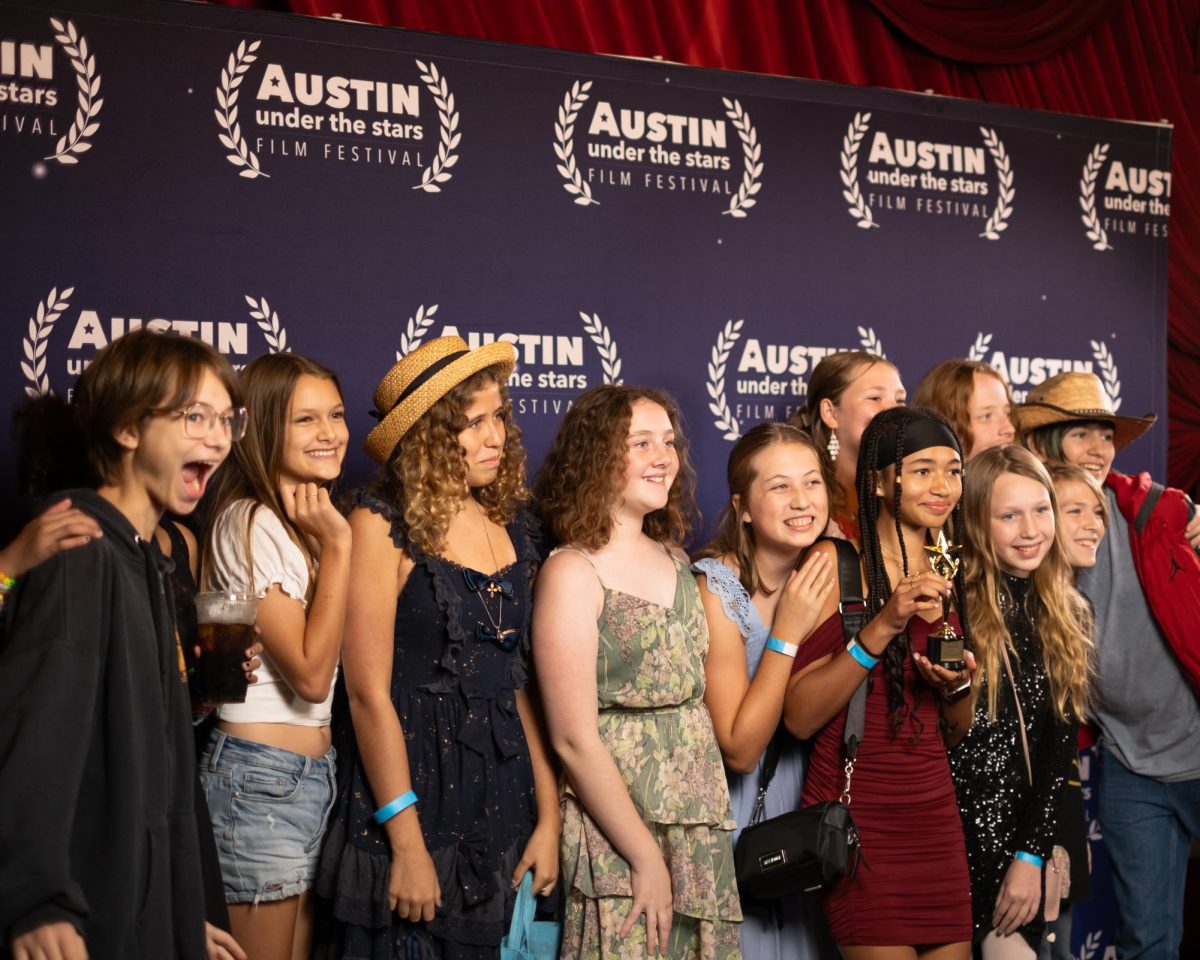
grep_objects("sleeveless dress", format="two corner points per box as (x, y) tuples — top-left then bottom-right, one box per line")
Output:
(558, 548), (742, 960)
(691, 558), (834, 960)
(794, 613), (972, 946)
(318, 492), (540, 960)
(948, 574), (1075, 949)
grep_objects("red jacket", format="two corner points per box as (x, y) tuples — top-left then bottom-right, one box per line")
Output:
(1106, 469), (1200, 694)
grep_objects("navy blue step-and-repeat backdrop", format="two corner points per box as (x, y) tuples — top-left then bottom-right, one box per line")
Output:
(0, 2), (1172, 957)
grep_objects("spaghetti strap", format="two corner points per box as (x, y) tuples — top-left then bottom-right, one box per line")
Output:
(549, 545), (607, 588)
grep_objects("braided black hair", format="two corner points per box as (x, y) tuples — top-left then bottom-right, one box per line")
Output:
(856, 406), (971, 736)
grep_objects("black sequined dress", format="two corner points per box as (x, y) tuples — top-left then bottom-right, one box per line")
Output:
(948, 573), (1075, 949)
(317, 492), (540, 960)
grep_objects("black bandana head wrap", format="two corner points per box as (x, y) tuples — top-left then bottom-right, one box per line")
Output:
(875, 411), (961, 470)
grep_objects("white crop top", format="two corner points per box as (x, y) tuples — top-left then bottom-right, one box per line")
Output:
(206, 499), (338, 726)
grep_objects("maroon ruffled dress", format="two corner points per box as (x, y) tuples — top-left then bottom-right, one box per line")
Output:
(794, 613), (972, 946)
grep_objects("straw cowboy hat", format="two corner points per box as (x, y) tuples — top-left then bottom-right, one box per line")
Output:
(1014, 371), (1156, 451)
(364, 336), (516, 464)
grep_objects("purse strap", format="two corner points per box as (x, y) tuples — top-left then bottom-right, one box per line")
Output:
(998, 638), (1033, 786)
(750, 538), (868, 823)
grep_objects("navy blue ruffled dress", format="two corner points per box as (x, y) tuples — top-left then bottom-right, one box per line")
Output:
(318, 492), (540, 960)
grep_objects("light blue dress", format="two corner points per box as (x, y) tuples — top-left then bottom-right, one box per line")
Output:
(693, 558), (835, 960)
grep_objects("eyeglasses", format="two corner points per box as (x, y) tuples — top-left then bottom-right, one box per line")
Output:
(161, 402), (248, 441)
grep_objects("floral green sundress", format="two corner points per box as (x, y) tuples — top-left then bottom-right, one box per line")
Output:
(557, 548), (742, 960)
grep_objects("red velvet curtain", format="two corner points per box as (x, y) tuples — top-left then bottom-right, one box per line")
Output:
(213, 0), (1200, 496)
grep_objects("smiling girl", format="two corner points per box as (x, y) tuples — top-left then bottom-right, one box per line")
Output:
(535, 385), (742, 959)
(784, 406), (975, 960)
(200, 352), (351, 960)
(913, 359), (1016, 462)
(950, 446), (1090, 959)
(790, 351), (907, 539)
(691, 423), (836, 959)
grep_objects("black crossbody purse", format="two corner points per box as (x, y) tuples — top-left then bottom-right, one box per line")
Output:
(733, 537), (867, 901)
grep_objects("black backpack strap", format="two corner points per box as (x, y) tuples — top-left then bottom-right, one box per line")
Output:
(1134, 481), (1165, 534)
(820, 537), (869, 758)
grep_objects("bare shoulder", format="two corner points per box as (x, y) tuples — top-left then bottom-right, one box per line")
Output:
(810, 539), (843, 563)
(540, 548), (602, 591)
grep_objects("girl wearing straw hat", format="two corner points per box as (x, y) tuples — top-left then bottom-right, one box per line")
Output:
(318, 337), (559, 960)
(1017, 371), (1200, 960)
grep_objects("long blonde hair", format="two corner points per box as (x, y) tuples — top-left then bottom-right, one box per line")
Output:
(961, 446), (1091, 722)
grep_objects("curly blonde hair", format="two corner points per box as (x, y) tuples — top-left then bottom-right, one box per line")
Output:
(536, 385), (698, 550)
(961, 445), (1091, 723)
(369, 367), (527, 556)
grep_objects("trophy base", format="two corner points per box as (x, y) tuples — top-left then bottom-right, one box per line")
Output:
(926, 634), (964, 672)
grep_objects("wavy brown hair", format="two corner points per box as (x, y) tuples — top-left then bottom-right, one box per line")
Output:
(537, 385), (698, 550)
(368, 366), (527, 556)
(913, 359), (1013, 458)
(961, 445), (1092, 722)
(693, 422), (832, 598)
(201, 352), (342, 593)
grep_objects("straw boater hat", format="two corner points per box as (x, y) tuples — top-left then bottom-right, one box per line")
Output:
(364, 336), (516, 464)
(1014, 371), (1156, 451)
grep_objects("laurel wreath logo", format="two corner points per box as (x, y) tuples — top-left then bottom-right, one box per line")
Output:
(21, 286), (74, 395)
(579, 313), (623, 384)
(1079, 931), (1102, 960)
(968, 332), (993, 362)
(1080, 143), (1112, 251)
(396, 304), (438, 358)
(1090, 339), (1121, 411)
(857, 326), (886, 358)
(979, 127), (1015, 240)
(840, 112), (877, 229)
(217, 40), (268, 179)
(706, 319), (745, 441)
(554, 81), (598, 206)
(721, 98), (762, 218)
(414, 62), (460, 193)
(244, 296), (289, 352)
(45, 19), (102, 165)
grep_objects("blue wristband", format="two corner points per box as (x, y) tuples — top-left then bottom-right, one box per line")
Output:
(373, 789), (418, 824)
(766, 636), (799, 658)
(1014, 850), (1044, 868)
(845, 636), (879, 670)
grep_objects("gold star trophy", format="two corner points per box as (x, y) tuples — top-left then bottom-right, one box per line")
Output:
(923, 530), (964, 671)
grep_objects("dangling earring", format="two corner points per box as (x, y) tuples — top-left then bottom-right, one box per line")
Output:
(827, 430), (840, 462)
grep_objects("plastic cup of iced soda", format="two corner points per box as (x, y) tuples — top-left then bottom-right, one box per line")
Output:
(194, 591), (258, 704)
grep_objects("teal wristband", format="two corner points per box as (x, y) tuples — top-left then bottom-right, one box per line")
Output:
(846, 636), (879, 670)
(766, 636), (799, 658)
(1014, 850), (1044, 868)
(373, 789), (418, 824)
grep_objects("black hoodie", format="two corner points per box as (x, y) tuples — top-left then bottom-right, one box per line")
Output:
(0, 489), (206, 959)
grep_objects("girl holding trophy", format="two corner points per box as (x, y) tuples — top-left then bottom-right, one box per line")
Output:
(784, 407), (976, 959)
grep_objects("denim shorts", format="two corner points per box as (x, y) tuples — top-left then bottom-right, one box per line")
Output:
(199, 729), (336, 904)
